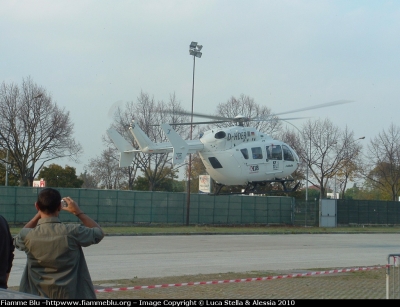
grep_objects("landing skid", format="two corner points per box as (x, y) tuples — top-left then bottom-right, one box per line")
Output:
(212, 179), (300, 196)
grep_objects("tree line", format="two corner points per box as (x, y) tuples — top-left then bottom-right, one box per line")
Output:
(1, 77), (399, 201)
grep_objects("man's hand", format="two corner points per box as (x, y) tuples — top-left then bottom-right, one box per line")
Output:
(61, 197), (103, 234)
(61, 197), (84, 216)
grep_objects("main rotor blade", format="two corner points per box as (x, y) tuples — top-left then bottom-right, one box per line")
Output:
(165, 99), (352, 124)
(270, 100), (353, 117)
(150, 120), (230, 127)
(165, 117), (307, 126)
(170, 120), (230, 126)
(165, 110), (234, 121)
(252, 116), (308, 122)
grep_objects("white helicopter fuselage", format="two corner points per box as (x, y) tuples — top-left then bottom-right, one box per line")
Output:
(197, 126), (300, 185)
(107, 122), (300, 187)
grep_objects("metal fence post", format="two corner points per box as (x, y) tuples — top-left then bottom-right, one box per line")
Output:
(97, 190), (100, 222)
(387, 254), (400, 299)
(132, 191), (136, 223)
(12, 202), (16, 224)
(150, 192), (153, 223)
(305, 201), (307, 227)
(386, 256), (390, 299)
(115, 190), (118, 223)
(167, 193), (169, 224)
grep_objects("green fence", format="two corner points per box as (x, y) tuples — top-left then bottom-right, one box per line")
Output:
(3, 187), (399, 226)
(337, 199), (400, 225)
(0, 187), (294, 225)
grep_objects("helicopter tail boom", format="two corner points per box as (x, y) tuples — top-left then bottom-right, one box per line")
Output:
(108, 122), (204, 166)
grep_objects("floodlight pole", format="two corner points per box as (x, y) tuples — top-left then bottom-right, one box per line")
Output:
(186, 42), (202, 226)
(186, 55), (196, 226)
(306, 134), (312, 202)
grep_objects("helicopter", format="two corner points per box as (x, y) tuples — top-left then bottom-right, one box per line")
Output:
(107, 100), (351, 194)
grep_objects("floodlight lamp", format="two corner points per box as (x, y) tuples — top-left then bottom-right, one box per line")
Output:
(190, 41), (197, 48)
(189, 49), (196, 56)
(196, 45), (203, 51)
(195, 52), (202, 58)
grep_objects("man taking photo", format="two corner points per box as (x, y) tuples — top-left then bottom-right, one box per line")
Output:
(14, 188), (104, 299)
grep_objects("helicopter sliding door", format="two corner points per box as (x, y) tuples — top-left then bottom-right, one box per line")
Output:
(236, 146), (267, 182)
(237, 144), (295, 182)
(266, 145), (283, 175)
(238, 145), (283, 181)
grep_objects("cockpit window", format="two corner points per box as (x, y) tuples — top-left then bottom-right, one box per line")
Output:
(271, 145), (282, 160)
(241, 148), (249, 159)
(283, 145), (295, 161)
(214, 131), (226, 139)
(251, 147), (263, 159)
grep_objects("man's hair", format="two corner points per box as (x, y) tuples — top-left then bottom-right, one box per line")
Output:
(36, 188), (62, 214)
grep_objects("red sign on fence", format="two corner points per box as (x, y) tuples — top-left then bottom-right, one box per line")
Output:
(33, 179), (46, 187)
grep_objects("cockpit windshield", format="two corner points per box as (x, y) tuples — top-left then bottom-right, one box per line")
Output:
(282, 145), (295, 161)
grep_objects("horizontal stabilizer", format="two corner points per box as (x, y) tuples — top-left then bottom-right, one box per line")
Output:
(107, 129), (134, 152)
(107, 128), (136, 167)
(161, 124), (189, 165)
(119, 152), (136, 167)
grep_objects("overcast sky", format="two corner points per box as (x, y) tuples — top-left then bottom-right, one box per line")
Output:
(1, 0), (399, 176)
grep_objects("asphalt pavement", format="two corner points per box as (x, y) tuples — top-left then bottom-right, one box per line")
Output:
(9, 233), (400, 288)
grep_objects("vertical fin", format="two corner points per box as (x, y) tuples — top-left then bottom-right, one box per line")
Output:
(128, 121), (156, 152)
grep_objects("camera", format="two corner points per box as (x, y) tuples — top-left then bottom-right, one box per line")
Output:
(61, 199), (68, 208)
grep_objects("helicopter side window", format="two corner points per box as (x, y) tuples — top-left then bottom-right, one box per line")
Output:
(214, 131), (226, 139)
(208, 157), (223, 169)
(251, 147), (263, 159)
(240, 148), (249, 159)
(283, 145), (295, 161)
(271, 145), (282, 160)
(265, 146), (272, 160)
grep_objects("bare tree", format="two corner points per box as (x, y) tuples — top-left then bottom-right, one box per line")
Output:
(0, 77), (82, 186)
(0, 148), (19, 185)
(87, 147), (126, 189)
(364, 123), (400, 201)
(282, 121), (364, 199)
(288, 119), (357, 198)
(79, 170), (99, 189)
(99, 133), (138, 190)
(335, 127), (364, 198)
